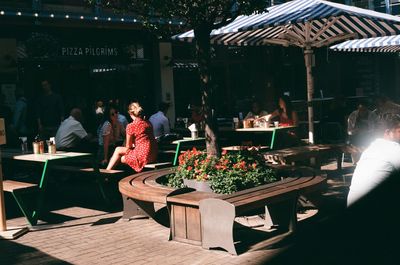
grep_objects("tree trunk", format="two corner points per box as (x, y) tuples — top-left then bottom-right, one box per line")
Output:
(194, 25), (219, 157)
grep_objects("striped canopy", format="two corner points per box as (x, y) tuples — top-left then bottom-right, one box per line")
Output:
(173, 0), (400, 48)
(330, 35), (400, 52)
(173, 0), (400, 144)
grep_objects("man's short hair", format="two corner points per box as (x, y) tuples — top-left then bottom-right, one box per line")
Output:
(381, 113), (400, 131)
(159, 102), (170, 112)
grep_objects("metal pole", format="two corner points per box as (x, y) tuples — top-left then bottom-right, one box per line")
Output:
(0, 149), (6, 232)
(304, 48), (314, 144)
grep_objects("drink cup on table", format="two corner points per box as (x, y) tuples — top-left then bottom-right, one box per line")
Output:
(39, 141), (45, 154)
(274, 121), (279, 127)
(33, 142), (40, 154)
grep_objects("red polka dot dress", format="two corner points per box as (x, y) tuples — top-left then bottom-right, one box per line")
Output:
(124, 118), (158, 172)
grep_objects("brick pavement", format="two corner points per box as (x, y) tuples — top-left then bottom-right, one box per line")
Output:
(0, 161), (352, 265)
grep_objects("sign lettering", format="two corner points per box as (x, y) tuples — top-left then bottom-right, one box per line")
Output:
(61, 47), (119, 56)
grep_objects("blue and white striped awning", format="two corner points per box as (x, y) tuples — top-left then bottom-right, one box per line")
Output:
(173, 0), (400, 48)
(330, 35), (400, 52)
(172, 0), (400, 145)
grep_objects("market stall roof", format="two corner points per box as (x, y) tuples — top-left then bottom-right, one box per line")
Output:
(172, 0), (400, 144)
(330, 35), (400, 52)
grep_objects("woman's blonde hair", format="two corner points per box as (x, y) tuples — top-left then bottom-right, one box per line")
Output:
(128, 102), (144, 117)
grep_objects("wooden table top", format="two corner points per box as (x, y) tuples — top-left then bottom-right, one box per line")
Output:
(219, 126), (297, 132)
(1, 149), (91, 162)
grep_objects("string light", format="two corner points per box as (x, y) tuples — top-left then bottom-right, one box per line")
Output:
(2, 10), (175, 26)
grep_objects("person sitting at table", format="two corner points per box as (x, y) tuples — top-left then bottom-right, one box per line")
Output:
(259, 95), (298, 126)
(257, 95), (300, 148)
(55, 108), (96, 153)
(348, 99), (379, 148)
(106, 102), (158, 172)
(244, 100), (268, 120)
(97, 104), (125, 166)
(149, 101), (171, 138)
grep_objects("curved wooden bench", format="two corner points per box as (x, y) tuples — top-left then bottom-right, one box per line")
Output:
(118, 167), (193, 220)
(167, 167), (327, 255)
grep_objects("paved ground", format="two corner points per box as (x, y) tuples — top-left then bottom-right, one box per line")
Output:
(0, 160), (353, 265)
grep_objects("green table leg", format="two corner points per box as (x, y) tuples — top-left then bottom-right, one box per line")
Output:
(31, 160), (50, 226)
(173, 142), (181, 166)
(11, 190), (36, 227)
(270, 129), (277, 150)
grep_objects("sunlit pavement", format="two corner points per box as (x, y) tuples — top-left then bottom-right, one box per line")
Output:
(1, 160), (352, 265)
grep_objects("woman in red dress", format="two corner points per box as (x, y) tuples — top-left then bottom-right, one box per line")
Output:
(106, 102), (157, 172)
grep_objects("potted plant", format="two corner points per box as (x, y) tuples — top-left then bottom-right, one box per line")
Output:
(167, 148), (277, 194)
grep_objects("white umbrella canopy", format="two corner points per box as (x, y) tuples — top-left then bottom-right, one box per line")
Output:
(330, 35), (400, 52)
(173, 0), (400, 144)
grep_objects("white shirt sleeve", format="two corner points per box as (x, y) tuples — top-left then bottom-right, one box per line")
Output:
(73, 122), (88, 139)
(163, 117), (170, 134)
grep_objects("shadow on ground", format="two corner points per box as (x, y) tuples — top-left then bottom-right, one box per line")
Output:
(0, 240), (71, 265)
(4, 175), (123, 225)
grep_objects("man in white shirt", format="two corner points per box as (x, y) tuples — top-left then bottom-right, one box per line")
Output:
(347, 114), (400, 206)
(149, 102), (170, 138)
(347, 100), (379, 148)
(55, 108), (90, 151)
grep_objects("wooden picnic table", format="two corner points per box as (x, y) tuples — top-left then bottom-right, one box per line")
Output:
(1, 149), (93, 226)
(219, 126), (297, 150)
(263, 144), (344, 169)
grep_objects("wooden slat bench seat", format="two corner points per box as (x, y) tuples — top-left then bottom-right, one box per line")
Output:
(166, 167), (326, 255)
(50, 165), (127, 205)
(51, 165), (124, 175)
(2, 179), (39, 225)
(118, 167), (193, 220)
(3, 180), (38, 192)
(144, 162), (172, 169)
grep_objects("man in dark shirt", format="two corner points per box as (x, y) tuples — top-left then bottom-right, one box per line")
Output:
(36, 79), (64, 139)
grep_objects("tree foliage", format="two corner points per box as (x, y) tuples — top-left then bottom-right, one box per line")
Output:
(89, 0), (267, 156)
(90, 1), (266, 29)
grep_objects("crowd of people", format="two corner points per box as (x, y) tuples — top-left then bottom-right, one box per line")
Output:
(0, 79), (175, 174)
(3, 80), (400, 197)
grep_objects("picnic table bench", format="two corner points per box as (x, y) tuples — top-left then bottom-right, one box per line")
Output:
(118, 166), (326, 255)
(1, 151), (96, 226)
(167, 167), (326, 255)
(263, 144), (345, 169)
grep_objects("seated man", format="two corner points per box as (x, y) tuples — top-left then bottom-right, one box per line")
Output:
(347, 114), (400, 206)
(55, 108), (95, 153)
(347, 100), (379, 163)
(347, 100), (379, 149)
(244, 100), (268, 120)
(149, 101), (171, 138)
